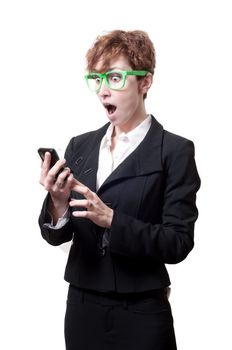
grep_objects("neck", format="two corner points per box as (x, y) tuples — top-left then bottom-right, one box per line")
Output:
(114, 107), (148, 137)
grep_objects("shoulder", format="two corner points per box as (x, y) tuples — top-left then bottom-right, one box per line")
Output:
(149, 114), (196, 168)
(162, 129), (195, 157)
(150, 115), (195, 155)
(161, 129), (197, 174)
(163, 128), (194, 148)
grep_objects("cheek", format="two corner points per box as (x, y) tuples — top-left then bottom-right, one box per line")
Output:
(119, 90), (139, 111)
(125, 96), (140, 115)
(117, 100), (132, 117)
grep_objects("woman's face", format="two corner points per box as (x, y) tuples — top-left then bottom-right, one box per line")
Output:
(94, 55), (150, 132)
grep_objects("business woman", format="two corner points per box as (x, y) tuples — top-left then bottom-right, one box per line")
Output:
(39, 30), (200, 350)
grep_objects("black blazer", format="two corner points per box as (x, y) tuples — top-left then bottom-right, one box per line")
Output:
(39, 116), (200, 293)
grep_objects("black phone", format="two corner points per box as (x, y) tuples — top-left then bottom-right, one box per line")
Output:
(38, 147), (60, 167)
(38, 147), (66, 178)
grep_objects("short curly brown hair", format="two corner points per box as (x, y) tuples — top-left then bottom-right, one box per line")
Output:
(86, 30), (156, 75)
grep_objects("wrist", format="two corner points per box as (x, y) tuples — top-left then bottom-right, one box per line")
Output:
(49, 195), (69, 221)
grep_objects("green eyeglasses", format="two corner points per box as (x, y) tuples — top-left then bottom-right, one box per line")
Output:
(84, 70), (148, 92)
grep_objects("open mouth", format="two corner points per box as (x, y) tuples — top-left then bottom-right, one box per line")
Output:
(103, 103), (117, 115)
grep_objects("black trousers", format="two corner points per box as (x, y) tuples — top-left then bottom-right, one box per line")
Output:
(65, 285), (177, 350)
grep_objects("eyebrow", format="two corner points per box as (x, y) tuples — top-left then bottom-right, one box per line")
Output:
(108, 67), (128, 71)
(92, 66), (127, 73)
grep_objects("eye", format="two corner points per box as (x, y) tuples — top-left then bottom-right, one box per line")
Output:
(89, 74), (101, 85)
(95, 77), (101, 85)
(107, 73), (122, 83)
(94, 76), (101, 85)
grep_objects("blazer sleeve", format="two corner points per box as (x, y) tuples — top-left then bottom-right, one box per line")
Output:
(38, 193), (73, 246)
(38, 139), (75, 246)
(108, 139), (201, 264)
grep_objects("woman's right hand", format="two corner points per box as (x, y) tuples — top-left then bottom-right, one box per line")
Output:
(39, 152), (73, 220)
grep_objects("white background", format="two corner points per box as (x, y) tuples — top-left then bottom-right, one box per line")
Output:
(0, 0), (231, 349)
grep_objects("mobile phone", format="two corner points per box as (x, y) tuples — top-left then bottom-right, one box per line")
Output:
(38, 147), (66, 177)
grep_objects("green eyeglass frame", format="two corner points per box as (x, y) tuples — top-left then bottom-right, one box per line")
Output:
(84, 70), (148, 92)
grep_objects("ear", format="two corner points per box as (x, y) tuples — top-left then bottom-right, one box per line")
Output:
(138, 73), (153, 95)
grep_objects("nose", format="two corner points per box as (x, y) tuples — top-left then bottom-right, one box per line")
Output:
(98, 78), (111, 97)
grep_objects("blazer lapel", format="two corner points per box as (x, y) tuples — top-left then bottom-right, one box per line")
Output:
(73, 123), (108, 192)
(97, 116), (164, 194)
(71, 116), (164, 194)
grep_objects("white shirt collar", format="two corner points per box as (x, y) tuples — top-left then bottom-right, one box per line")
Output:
(102, 115), (152, 149)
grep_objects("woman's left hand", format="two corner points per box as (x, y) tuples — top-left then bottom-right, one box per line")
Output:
(70, 179), (113, 228)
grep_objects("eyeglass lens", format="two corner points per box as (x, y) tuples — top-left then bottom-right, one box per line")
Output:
(87, 71), (125, 91)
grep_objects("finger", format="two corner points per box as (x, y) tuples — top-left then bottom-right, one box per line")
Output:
(39, 152), (52, 185)
(69, 198), (90, 219)
(63, 173), (74, 188)
(40, 152), (51, 175)
(69, 199), (90, 209)
(47, 172), (72, 193)
(54, 172), (73, 190)
(56, 167), (71, 183)
(72, 178), (84, 186)
(54, 168), (71, 189)
(45, 159), (67, 187)
(71, 182), (93, 200)
(72, 210), (88, 219)
(71, 178), (85, 188)
(49, 159), (67, 178)
(41, 158), (64, 187)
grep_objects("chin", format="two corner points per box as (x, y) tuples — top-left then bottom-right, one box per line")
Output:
(108, 117), (123, 126)
(106, 112), (118, 123)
